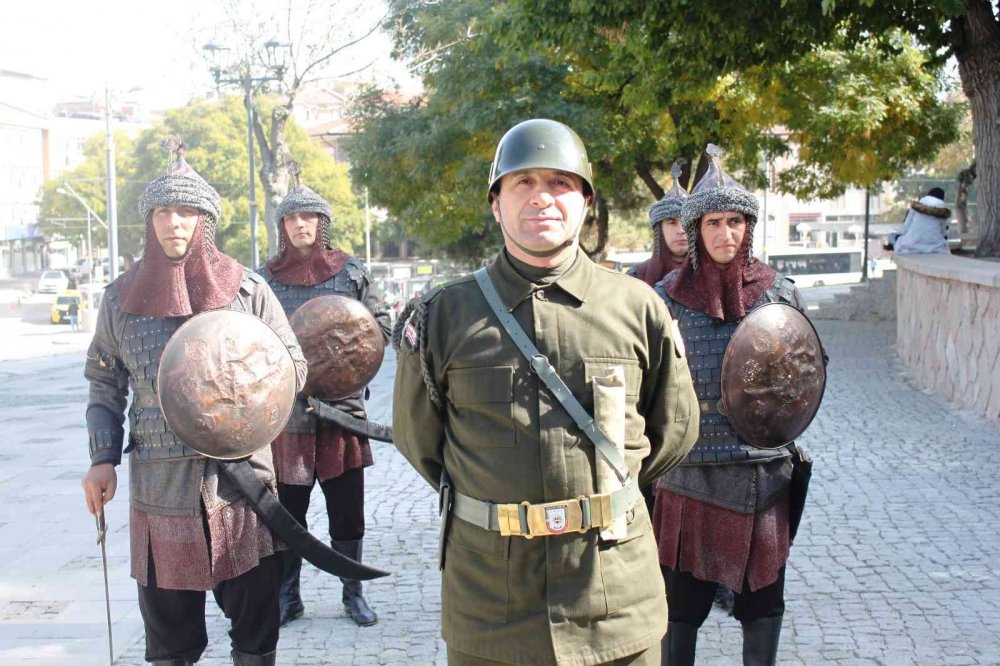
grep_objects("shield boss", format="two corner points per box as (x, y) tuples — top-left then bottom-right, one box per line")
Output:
(158, 310), (297, 459)
(721, 303), (826, 449)
(289, 295), (384, 401)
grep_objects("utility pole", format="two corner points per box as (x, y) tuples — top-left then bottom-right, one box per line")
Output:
(245, 73), (259, 270)
(105, 85), (119, 281)
(862, 186), (871, 283)
(365, 186), (372, 271)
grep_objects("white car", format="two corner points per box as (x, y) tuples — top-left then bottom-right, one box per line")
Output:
(37, 270), (69, 294)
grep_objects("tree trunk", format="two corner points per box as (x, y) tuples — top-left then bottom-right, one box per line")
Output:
(580, 193), (610, 260)
(956, 161), (977, 235)
(252, 103), (294, 259)
(954, 0), (1000, 257)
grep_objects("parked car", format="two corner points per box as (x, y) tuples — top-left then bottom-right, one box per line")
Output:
(37, 270), (69, 294)
(51, 289), (84, 324)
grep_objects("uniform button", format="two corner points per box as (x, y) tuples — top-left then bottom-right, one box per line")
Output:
(535, 290), (547, 300)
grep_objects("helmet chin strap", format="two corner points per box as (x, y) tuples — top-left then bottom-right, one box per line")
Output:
(497, 200), (590, 259)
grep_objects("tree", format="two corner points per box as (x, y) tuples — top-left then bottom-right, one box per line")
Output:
(200, 0), (389, 258)
(510, 0), (998, 256)
(37, 98), (363, 266)
(350, 0), (960, 258)
(837, 0), (1000, 256)
(36, 132), (138, 257)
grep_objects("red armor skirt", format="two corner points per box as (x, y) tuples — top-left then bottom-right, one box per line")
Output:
(653, 486), (790, 592)
(271, 422), (374, 486)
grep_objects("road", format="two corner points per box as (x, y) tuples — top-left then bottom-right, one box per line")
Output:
(0, 306), (998, 664)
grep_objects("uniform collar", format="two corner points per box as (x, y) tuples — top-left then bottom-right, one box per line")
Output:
(489, 248), (594, 309)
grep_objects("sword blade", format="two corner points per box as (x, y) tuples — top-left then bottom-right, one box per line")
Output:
(95, 512), (114, 665)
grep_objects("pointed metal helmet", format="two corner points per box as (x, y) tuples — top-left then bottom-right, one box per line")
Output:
(487, 119), (594, 203)
(648, 158), (688, 228)
(273, 164), (333, 254)
(680, 144), (760, 269)
(138, 138), (222, 228)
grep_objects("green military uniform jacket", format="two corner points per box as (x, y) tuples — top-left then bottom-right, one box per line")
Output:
(393, 249), (699, 666)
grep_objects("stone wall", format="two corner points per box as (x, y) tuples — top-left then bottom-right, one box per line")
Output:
(896, 254), (1000, 422)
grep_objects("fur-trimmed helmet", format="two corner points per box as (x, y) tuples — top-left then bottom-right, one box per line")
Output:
(487, 119), (594, 203)
(680, 144), (759, 269)
(649, 159), (688, 228)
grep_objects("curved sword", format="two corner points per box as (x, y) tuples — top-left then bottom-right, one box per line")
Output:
(219, 461), (389, 580)
(306, 397), (394, 443)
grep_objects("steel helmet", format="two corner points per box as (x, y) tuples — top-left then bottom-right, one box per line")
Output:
(487, 119), (594, 203)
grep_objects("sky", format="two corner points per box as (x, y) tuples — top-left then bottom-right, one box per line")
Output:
(1, 0), (417, 110)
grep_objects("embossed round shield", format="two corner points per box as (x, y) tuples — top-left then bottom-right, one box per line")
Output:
(158, 310), (297, 459)
(720, 303), (826, 449)
(289, 295), (384, 401)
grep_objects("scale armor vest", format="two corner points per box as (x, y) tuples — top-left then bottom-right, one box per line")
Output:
(658, 276), (798, 466)
(261, 259), (369, 429)
(119, 313), (198, 461)
(262, 258), (367, 320)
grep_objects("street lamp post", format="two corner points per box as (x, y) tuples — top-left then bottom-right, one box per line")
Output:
(204, 40), (291, 270)
(57, 183), (108, 281)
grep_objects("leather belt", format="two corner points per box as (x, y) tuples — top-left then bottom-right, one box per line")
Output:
(451, 481), (641, 538)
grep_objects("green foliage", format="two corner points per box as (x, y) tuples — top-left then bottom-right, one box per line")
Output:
(37, 132), (137, 252)
(39, 98), (361, 265)
(352, 0), (962, 256)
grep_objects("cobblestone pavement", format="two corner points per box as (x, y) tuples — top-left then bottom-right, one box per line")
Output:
(1, 318), (999, 665)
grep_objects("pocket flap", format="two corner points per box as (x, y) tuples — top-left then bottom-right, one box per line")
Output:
(448, 366), (514, 404)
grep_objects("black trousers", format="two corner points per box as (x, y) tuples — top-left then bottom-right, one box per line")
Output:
(137, 552), (280, 662)
(277, 466), (365, 541)
(663, 565), (786, 626)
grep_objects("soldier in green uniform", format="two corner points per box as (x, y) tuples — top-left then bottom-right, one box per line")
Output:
(392, 119), (700, 666)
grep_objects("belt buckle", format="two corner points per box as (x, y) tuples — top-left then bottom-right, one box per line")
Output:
(526, 498), (584, 537)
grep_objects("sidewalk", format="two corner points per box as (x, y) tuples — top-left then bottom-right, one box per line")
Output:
(1, 320), (998, 664)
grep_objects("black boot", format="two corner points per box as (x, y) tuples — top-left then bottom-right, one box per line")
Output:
(742, 615), (783, 666)
(331, 539), (378, 626)
(662, 622), (698, 666)
(278, 550), (305, 626)
(230, 650), (276, 665)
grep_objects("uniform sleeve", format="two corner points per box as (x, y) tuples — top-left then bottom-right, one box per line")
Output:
(391, 305), (446, 491)
(84, 293), (129, 467)
(637, 299), (700, 485)
(254, 278), (308, 393)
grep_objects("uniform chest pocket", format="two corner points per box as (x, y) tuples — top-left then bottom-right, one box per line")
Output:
(446, 365), (516, 448)
(584, 358), (643, 442)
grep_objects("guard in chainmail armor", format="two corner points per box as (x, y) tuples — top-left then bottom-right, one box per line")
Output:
(260, 177), (390, 627)
(80, 141), (307, 666)
(629, 159), (690, 287)
(651, 146), (825, 666)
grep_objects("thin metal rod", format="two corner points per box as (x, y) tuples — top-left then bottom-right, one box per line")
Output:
(246, 75), (259, 270)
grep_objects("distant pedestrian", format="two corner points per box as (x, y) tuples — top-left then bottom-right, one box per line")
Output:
(67, 300), (79, 331)
(894, 188), (950, 255)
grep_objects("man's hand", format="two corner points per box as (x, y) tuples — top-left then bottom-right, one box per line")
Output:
(82, 464), (117, 515)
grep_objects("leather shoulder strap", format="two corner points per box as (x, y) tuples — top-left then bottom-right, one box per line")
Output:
(472, 268), (630, 483)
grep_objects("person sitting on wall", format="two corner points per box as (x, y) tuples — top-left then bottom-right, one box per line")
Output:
(893, 188), (951, 255)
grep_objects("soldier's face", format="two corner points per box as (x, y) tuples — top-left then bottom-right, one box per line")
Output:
(283, 212), (320, 254)
(700, 211), (746, 267)
(491, 168), (588, 265)
(152, 205), (200, 259)
(660, 217), (688, 258)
